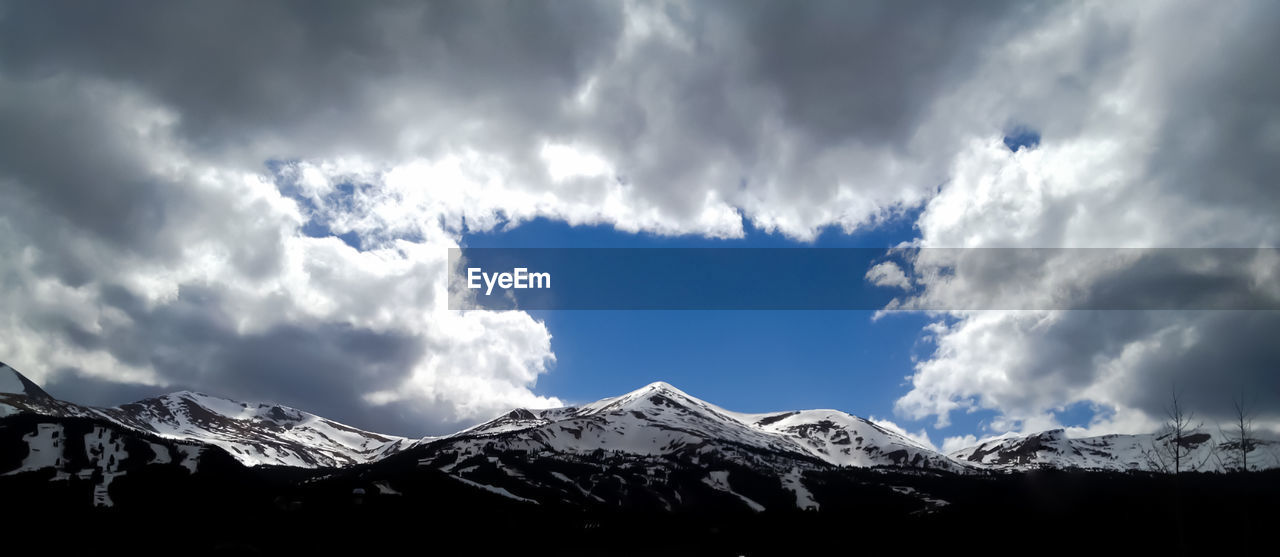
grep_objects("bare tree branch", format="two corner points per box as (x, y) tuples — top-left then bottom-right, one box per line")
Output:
(1217, 389), (1258, 472)
(1146, 384), (1209, 474)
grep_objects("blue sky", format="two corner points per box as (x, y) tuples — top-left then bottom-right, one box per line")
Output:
(459, 212), (1012, 446)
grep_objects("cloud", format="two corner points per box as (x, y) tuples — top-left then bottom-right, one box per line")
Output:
(892, 1), (1280, 437)
(0, 0), (1056, 241)
(0, 0), (1276, 442)
(0, 0), (1053, 436)
(868, 416), (936, 452)
(0, 73), (564, 435)
(940, 435), (979, 455)
(865, 261), (913, 290)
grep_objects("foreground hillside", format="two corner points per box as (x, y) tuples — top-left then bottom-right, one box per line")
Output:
(3, 454), (1277, 555)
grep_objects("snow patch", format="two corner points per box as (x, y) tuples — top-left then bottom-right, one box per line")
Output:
(6, 423), (65, 473)
(85, 426), (129, 507)
(782, 468), (819, 511)
(373, 481), (401, 495)
(96, 391), (409, 468)
(450, 475), (539, 504)
(0, 364), (25, 395)
(176, 445), (201, 473)
(148, 442), (172, 465)
(702, 470), (765, 512)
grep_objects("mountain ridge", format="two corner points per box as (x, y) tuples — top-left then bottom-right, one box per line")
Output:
(5, 362), (1278, 477)
(1, 362), (407, 468)
(452, 380), (962, 471)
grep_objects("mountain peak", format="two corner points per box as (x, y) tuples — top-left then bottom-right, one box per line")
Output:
(0, 362), (53, 400)
(639, 380), (685, 395)
(135, 390), (317, 425)
(164, 390), (209, 400)
(633, 380), (706, 401)
(104, 387), (405, 467)
(584, 380), (704, 412)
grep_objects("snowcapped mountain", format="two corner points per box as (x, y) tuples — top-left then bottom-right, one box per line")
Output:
(437, 381), (961, 471)
(90, 390), (411, 468)
(3, 369), (963, 512)
(950, 428), (1280, 472)
(0, 362), (69, 417)
(1, 362), (408, 468)
(388, 381), (967, 512)
(8, 360), (1280, 518)
(737, 408), (955, 469)
(8, 360), (1279, 480)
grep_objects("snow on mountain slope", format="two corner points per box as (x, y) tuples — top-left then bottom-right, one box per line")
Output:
(405, 382), (965, 512)
(739, 409), (959, 470)
(1, 362), (408, 468)
(0, 362), (69, 418)
(429, 381), (965, 472)
(456, 380), (1280, 475)
(14, 359), (1279, 477)
(90, 391), (411, 468)
(1, 418), (211, 507)
(950, 428), (1280, 472)
(439, 382), (806, 463)
(0, 363), (48, 398)
(0, 365), (25, 396)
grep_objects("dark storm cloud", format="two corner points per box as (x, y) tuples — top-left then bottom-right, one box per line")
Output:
(554, 0), (1047, 224)
(1077, 250), (1280, 311)
(0, 0), (627, 277)
(42, 369), (175, 410)
(1124, 311), (1280, 422)
(0, 77), (295, 287)
(0, 79), (172, 252)
(896, 248), (1280, 310)
(0, 0), (1053, 246)
(984, 309), (1280, 426)
(1064, 312), (1274, 419)
(723, 0), (1033, 147)
(39, 281), (444, 437)
(0, 0), (624, 160)
(0, 0), (630, 281)
(899, 249), (1280, 428)
(1141, 3), (1280, 227)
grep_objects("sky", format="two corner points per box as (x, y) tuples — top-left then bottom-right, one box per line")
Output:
(0, 1), (1278, 451)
